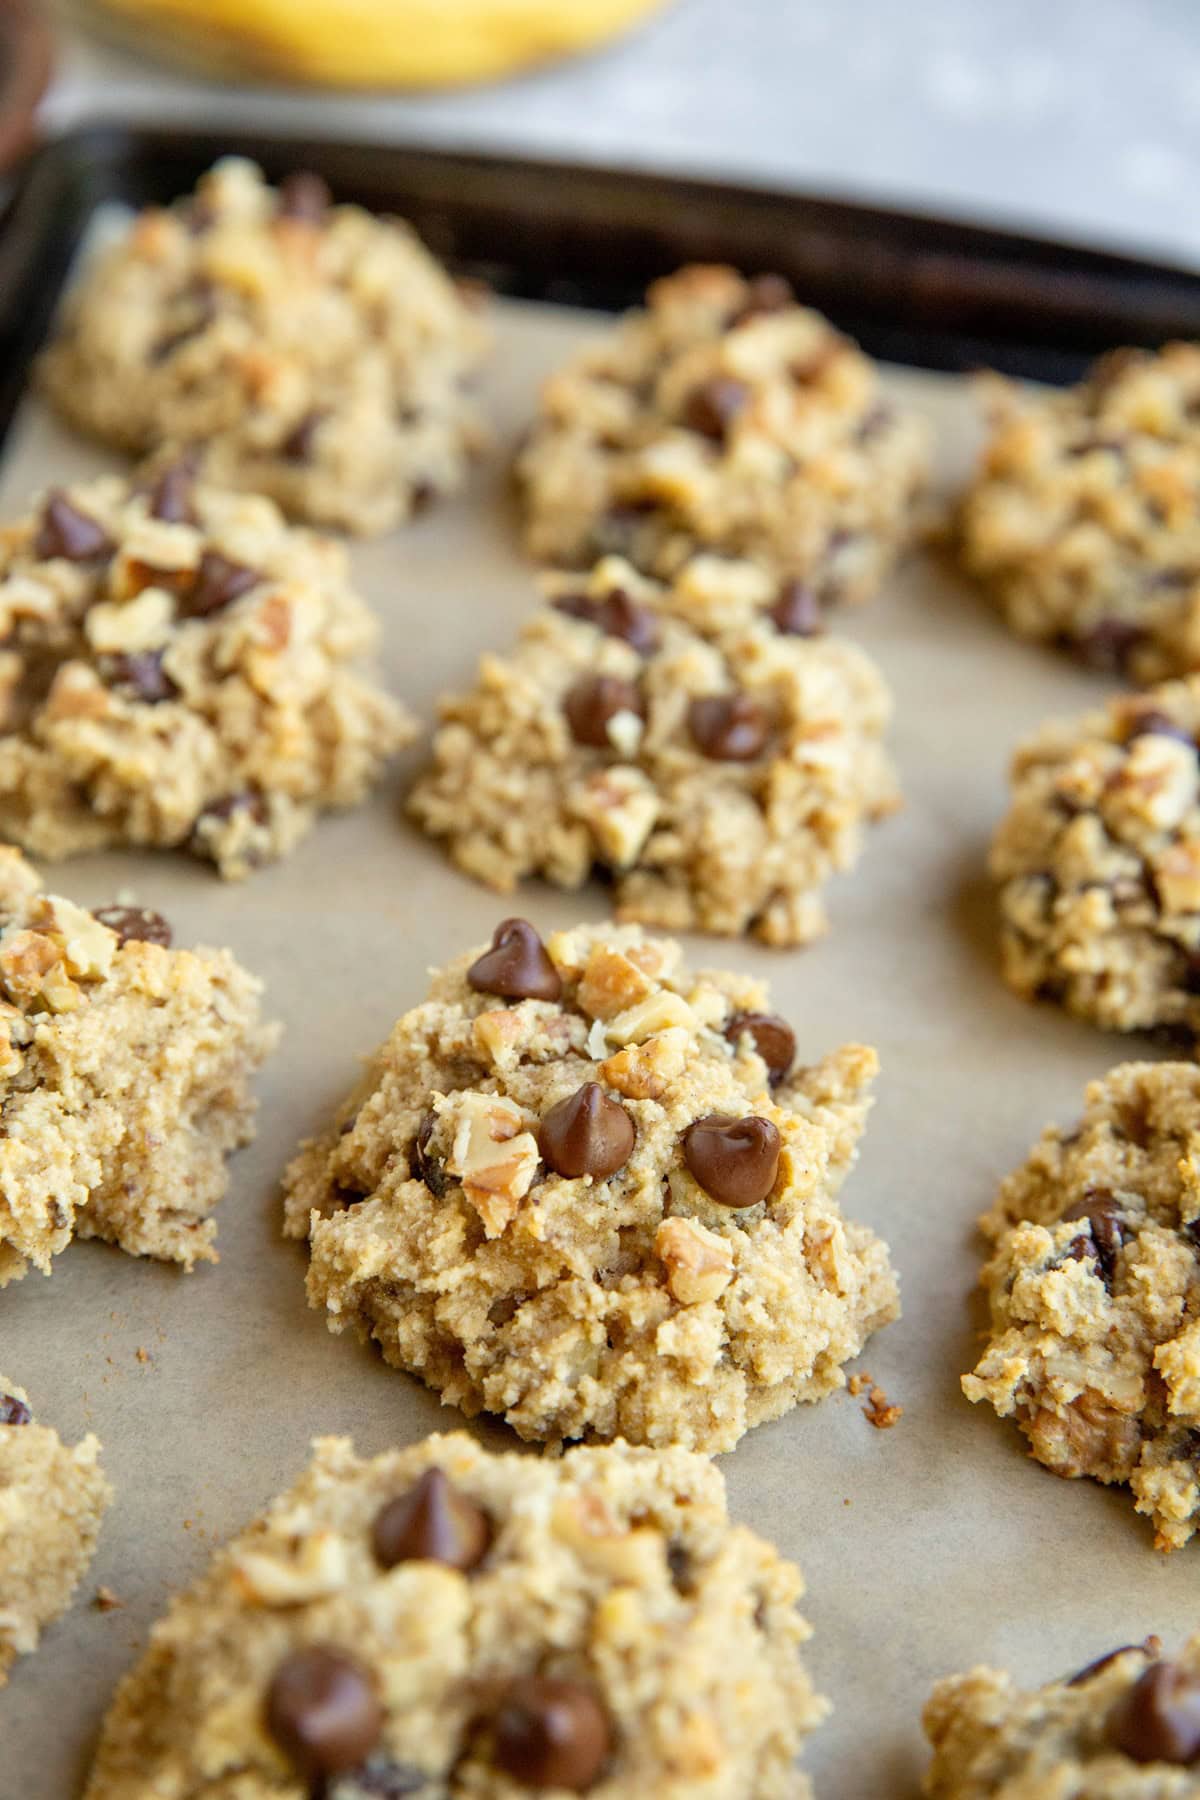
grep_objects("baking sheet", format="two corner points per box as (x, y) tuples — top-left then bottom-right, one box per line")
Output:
(3, 296), (1198, 1800)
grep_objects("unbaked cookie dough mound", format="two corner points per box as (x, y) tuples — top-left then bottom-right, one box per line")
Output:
(409, 556), (899, 947)
(924, 1637), (1200, 1797)
(0, 1377), (112, 1685)
(516, 264), (929, 597)
(963, 1061), (1200, 1551)
(0, 845), (278, 1286)
(41, 157), (489, 536)
(0, 467), (414, 877)
(85, 1432), (827, 1800)
(960, 346), (1200, 682)
(991, 681), (1200, 1037)
(283, 918), (899, 1451)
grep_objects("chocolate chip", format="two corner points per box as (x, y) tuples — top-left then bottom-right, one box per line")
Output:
(34, 492), (114, 563)
(666, 1539), (694, 1594)
(93, 906), (172, 949)
(1076, 619), (1145, 674)
(539, 1083), (636, 1180)
(184, 551), (260, 619)
(279, 171), (331, 223)
(467, 920), (562, 1003)
(1107, 1660), (1200, 1764)
(1061, 1190), (1126, 1287)
(265, 1646), (383, 1780)
(724, 1011), (796, 1085)
(688, 694), (769, 761)
(413, 1114), (447, 1198)
(682, 1114), (781, 1208)
(492, 1676), (611, 1792)
(1125, 708), (1195, 748)
(552, 590), (659, 655)
(681, 376), (751, 443)
(1068, 1637), (1161, 1687)
(282, 411), (325, 463)
(0, 1393), (31, 1426)
(734, 273), (794, 322)
(372, 1468), (491, 1573)
(101, 650), (179, 706)
(768, 581), (823, 637)
(147, 459), (198, 525)
(563, 676), (644, 749)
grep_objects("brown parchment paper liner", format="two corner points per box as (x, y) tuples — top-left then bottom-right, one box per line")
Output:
(4, 299), (1200, 1800)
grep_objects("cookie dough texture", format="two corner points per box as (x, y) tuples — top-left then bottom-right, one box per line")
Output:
(0, 470), (413, 877)
(963, 1061), (1200, 1551)
(0, 1378), (112, 1684)
(991, 681), (1200, 1036)
(960, 346), (1200, 682)
(409, 556), (899, 947)
(283, 919), (898, 1451)
(40, 157), (489, 536)
(516, 264), (929, 596)
(0, 846), (278, 1286)
(84, 1432), (826, 1799)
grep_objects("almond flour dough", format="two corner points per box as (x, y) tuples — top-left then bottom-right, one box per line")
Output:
(0, 469), (413, 877)
(991, 681), (1200, 1037)
(963, 1061), (1200, 1551)
(0, 845), (278, 1286)
(84, 1431), (826, 1800)
(516, 264), (929, 597)
(40, 157), (490, 536)
(283, 918), (899, 1452)
(0, 1377), (112, 1685)
(408, 556), (899, 947)
(959, 346), (1200, 682)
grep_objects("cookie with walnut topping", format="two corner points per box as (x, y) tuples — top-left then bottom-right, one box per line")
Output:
(84, 1431), (825, 1800)
(283, 917), (898, 1452)
(963, 1061), (1200, 1551)
(0, 467), (413, 878)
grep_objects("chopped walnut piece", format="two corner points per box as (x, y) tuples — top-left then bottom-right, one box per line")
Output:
(656, 1216), (734, 1305)
(0, 928), (79, 1013)
(231, 1528), (349, 1604)
(576, 943), (655, 1022)
(550, 1492), (665, 1584)
(605, 990), (699, 1047)
(1155, 840), (1200, 915)
(440, 1090), (539, 1237)
(572, 766), (659, 869)
(862, 1383), (902, 1429)
(601, 1026), (689, 1101)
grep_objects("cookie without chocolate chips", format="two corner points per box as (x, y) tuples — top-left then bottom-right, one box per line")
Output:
(964, 1061), (1200, 1551)
(0, 1377), (112, 1685)
(84, 1432), (827, 1799)
(40, 158), (489, 536)
(283, 918), (898, 1452)
(0, 845), (278, 1286)
(991, 680), (1200, 1037)
(959, 346), (1200, 682)
(516, 263), (929, 597)
(922, 1637), (1200, 1797)
(0, 469), (413, 877)
(409, 556), (899, 947)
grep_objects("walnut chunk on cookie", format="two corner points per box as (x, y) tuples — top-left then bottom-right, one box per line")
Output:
(964, 1061), (1200, 1551)
(40, 158), (490, 536)
(283, 918), (899, 1452)
(409, 556), (900, 946)
(516, 263), (929, 597)
(0, 845), (278, 1286)
(84, 1432), (827, 1799)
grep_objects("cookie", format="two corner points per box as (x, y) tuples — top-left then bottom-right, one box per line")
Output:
(0, 468), (413, 876)
(991, 681), (1200, 1037)
(516, 264), (929, 596)
(283, 917), (899, 1452)
(922, 1637), (1200, 1797)
(40, 157), (489, 536)
(0, 845), (278, 1286)
(963, 1061), (1200, 1551)
(959, 346), (1200, 682)
(408, 556), (899, 947)
(0, 1378), (112, 1685)
(84, 1431), (826, 1799)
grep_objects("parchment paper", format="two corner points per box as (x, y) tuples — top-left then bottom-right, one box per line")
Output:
(4, 298), (1199, 1800)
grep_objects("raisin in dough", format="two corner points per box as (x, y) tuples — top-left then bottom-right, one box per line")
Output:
(991, 681), (1200, 1037)
(0, 1378), (112, 1684)
(283, 918), (899, 1452)
(0, 845), (278, 1286)
(85, 1432), (826, 1799)
(960, 346), (1200, 682)
(41, 158), (489, 536)
(408, 556), (899, 947)
(963, 1061), (1200, 1551)
(0, 469), (413, 877)
(516, 264), (929, 597)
